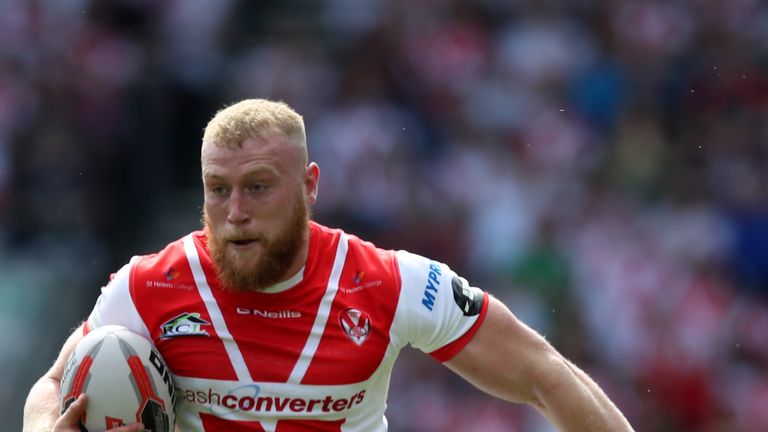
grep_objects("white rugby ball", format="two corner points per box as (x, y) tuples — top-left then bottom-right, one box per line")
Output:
(59, 325), (176, 432)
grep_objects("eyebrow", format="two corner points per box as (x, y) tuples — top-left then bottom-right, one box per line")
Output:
(201, 169), (226, 182)
(202, 171), (224, 179)
(202, 167), (279, 181)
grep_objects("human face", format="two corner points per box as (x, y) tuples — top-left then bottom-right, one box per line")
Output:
(201, 133), (319, 292)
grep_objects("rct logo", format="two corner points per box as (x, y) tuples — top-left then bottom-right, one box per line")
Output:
(160, 312), (211, 339)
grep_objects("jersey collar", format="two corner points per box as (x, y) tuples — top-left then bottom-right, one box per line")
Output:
(259, 267), (305, 294)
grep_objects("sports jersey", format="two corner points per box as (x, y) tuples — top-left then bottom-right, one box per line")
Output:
(86, 222), (489, 431)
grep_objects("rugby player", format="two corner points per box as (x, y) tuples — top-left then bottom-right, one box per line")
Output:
(24, 99), (634, 431)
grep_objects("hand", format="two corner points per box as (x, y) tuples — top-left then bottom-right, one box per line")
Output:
(53, 394), (145, 432)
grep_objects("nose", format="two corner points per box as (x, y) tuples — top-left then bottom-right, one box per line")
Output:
(227, 189), (250, 225)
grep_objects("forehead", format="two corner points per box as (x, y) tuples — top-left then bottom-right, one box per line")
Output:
(201, 134), (303, 179)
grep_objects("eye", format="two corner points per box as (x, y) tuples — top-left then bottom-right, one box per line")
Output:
(248, 183), (266, 193)
(209, 185), (228, 195)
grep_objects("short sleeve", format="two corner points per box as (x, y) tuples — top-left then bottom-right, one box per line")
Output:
(85, 257), (151, 338)
(394, 250), (489, 362)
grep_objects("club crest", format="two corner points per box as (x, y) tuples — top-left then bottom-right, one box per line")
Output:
(339, 307), (371, 346)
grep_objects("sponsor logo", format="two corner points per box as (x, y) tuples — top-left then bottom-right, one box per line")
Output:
(146, 279), (194, 290)
(145, 267), (193, 290)
(148, 349), (177, 406)
(165, 267), (180, 281)
(451, 276), (483, 316)
(339, 271), (383, 294)
(339, 308), (371, 346)
(160, 312), (210, 339)
(353, 271), (365, 285)
(236, 308), (302, 318)
(421, 262), (443, 311)
(178, 385), (366, 415)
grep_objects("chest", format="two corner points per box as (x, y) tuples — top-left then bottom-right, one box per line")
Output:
(140, 278), (399, 386)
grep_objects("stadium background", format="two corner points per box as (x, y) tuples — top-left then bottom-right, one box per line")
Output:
(2, 0), (768, 430)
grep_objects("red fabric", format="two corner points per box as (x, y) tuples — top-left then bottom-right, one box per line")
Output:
(200, 413), (345, 431)
(302, 232), (401, 384)
(127, 222), (402, 384)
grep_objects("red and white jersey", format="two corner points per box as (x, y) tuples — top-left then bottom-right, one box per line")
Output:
(86, 222), (489, 431)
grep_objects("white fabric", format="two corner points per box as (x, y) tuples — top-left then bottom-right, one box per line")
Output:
(87, 257), (150, 338)
(393, 250), (478, 354)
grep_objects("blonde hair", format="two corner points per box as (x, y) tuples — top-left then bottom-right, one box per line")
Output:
(202, 99), (306, 151)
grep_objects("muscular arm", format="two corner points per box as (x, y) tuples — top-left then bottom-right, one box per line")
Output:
(23, 323), (85, 432)
(444, 296), (634, 431)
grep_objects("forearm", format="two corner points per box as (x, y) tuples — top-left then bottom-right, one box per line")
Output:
(445, 298), (633, 431)
(23, 376), (62, 432)
(534, 355), (633, 432)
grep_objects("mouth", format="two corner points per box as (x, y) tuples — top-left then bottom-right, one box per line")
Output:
(227, 238), (259, 250)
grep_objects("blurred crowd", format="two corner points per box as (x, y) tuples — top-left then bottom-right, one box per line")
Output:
(3, 0), (768, 430)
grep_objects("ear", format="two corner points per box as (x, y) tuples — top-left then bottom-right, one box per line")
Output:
(304, 162), (320, 205)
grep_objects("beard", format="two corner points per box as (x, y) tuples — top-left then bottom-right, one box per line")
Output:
(204, 195), (309, 292)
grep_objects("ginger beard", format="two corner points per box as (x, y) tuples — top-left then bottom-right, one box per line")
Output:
(204, 194), (309, 292)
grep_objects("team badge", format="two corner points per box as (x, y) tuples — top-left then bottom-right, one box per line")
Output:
(339, 308), (371, 346)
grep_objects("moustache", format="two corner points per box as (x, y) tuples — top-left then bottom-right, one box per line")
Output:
(215, 230), (263, 243)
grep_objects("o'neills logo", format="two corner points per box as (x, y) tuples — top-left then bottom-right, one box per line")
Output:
(178, 386), (366, 415)
(236, 308), (302, 319)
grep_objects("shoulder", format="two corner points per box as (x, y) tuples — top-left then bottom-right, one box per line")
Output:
(311, 221), (398, 271)
(89, 231), (202, 335)
(313, 222), (452, 288)
(131, 231), (202, 282)
(393, 250), (474, 321)
(388, 249), (488, 357)
(394, 249), (449, 291)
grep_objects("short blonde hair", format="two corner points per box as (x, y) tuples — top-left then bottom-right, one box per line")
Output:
(202, 99), (306, 150)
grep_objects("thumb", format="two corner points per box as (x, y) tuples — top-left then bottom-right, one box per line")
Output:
(55, 394), (87, 430)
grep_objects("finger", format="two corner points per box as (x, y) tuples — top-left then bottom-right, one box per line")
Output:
(53, 393), (88, 431)
(54, 393), (87, 429)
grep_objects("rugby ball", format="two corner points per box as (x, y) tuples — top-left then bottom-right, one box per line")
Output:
(59, 325), (176, 432)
